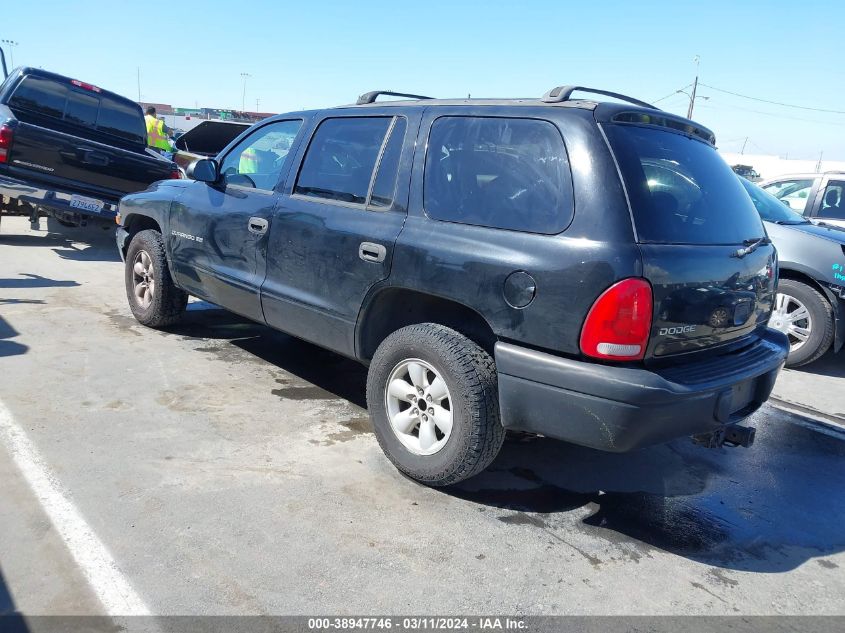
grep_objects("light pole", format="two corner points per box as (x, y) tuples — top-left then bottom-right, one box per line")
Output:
(1, 39), (19, 67)
(686, 55), (700, 119)
(240, 72), (251, 112)
(676, 88), (709, 117)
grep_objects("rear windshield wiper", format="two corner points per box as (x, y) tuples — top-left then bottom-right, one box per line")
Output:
(731, 236), (771, 258)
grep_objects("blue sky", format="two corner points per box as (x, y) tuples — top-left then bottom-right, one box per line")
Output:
(4, 0), (844, 159)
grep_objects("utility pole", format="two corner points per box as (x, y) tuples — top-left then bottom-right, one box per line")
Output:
(255, 97), (260, 112)
(136, 67), (141, 102)
(1, 39), (18, 67)
(687, 55), (700, 119)
(240, 72), (251, 112)
(741, 137), (748, 155)
(815, 151), (824, 173)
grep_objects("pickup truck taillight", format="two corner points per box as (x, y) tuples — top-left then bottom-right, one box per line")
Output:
(168, 168), (183, 179)
(580, 278), (653, 361)
(0, 124), (13, 164)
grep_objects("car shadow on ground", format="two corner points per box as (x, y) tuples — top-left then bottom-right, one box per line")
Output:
(169, 304), (845, 574)
(0, 218), (120, 263)
(792, 349), (845, 379)
(0, 565), (28, 631)
(0, 316), (28, 359)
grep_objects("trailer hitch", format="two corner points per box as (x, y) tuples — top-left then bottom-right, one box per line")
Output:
(692, 425), (756, 449)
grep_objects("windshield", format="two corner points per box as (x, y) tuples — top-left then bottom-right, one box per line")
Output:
(738, 177), (809, 224)
(605, 123), (766, 245)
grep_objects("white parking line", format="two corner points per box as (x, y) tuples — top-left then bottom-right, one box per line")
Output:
(0, 398), (151, 616)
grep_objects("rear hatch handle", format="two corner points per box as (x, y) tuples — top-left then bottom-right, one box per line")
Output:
(731, 236), (771, 258)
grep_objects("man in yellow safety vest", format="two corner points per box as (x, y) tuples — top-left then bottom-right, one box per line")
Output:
(144, 107), (173, 154)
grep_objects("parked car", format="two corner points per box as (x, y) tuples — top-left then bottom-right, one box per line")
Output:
(758, 172), (845, 229)
(740, 177), (845, 366)
(171, 119), (252, 175)
(115, 86), (788, 485)
(0, 66), (180, 231)
(732, 164), (760, 182)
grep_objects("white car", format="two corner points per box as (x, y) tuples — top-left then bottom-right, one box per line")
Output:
(758, 171), (845, 229)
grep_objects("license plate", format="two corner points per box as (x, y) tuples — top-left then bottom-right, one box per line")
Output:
(730, 379), (755, 413)
(69, 195), (104, 213)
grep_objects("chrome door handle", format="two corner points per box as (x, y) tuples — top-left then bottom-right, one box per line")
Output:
(359, 242), (386, 263)
(248, 217), (268, 235)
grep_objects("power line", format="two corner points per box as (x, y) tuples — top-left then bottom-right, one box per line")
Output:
(697, 101), (845, 127)
(652, 84), (692, 103)
(699, 82), (845, 115)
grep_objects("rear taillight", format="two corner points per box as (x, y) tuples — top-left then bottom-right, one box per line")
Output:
(580, 278), (653, 361)
(168, 168), (182, 179)
(0, 124), (13, 164)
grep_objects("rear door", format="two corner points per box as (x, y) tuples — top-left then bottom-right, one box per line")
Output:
(4, 73), (167, 199)
(602, 115), (777, 358)
(169, 119), (303, 322)
(261, 112), (415, 357)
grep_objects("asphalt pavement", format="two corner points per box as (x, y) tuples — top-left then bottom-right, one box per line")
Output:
(0, 216), (843, 616)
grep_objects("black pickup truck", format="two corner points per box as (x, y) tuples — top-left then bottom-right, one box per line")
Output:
(0, 65), (180, 230)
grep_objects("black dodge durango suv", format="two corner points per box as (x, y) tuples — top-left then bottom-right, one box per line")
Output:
(116, 85), (789, 486)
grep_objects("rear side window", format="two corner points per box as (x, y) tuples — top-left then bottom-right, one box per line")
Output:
(8, 76), (67, 119)
(605, 124), (765, 244)
(95, 97), (146, 144)
(295, 117), (392, 204)
(424, 116), (573, 234)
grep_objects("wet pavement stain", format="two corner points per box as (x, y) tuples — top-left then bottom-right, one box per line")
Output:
(817, 559), (839, 569)
(315, 416), (372, 446)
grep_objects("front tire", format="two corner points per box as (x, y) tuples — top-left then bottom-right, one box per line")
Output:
(366, 324), (504, 486)
(124, 229), (187, 328)
(770, 279), (833, 367)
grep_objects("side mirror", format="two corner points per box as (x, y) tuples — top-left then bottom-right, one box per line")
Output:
(187, 158), (219, 183)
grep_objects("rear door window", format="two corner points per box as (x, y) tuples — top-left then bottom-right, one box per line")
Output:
(818, 180), (845, 220)
(761, 179), (815, 214)
(424, 116), (573, 233)
(294, 117), (392, 205)
(605, 123), (765, 244)
(8, 75), (68, 119)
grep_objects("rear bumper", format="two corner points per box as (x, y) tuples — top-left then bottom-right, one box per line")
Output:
(0, 172), (118, 219)
(495, 328), (789, 452)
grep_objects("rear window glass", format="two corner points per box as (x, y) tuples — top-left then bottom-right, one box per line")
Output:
(96, 97), (145, 143)
(65, 90), (99, 127)
(606, 124), (765, 245)
(9, 76), (67, 119)
(424, 116), (573, 234)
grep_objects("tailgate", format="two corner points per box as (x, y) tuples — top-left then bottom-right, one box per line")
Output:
(641, 243), (776, 356)
(601, 110), (776, 358)
(7, 121), (171, 200)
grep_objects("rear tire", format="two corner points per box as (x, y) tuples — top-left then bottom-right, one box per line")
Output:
(770, 279), (833, 368)
(124, 229), (187, 328)
(366, 324), (504, 486)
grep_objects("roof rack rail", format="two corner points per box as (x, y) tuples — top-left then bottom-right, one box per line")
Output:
(356, 90), (434, 105)
(541, 85), (657, 110)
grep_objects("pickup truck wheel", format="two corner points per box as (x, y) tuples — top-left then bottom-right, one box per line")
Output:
(769, 279), (833, 367)
(124, 229), (187, 328)
(366, 324), (504, 486)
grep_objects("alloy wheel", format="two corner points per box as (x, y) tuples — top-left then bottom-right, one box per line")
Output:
(132, 250), (156, 310)
(769, 292), (812, 352)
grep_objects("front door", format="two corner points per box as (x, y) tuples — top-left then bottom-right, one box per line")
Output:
(261, 112), (416, 357)
(169, 119), (303, 322)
